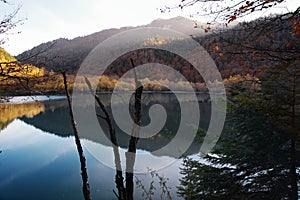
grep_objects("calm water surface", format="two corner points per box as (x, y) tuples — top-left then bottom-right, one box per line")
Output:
(0, 93), (211, 200)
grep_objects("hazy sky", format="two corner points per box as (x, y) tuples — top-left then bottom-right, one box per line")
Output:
(0, 0), (298, 55)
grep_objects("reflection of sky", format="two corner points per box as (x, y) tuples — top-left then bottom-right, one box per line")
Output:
(83, 139), (177, 173)
(0, 119), (73, 184)
(84, 140), (185, 199)
(0, 119), (115, 199)
(0, 119), (185, 199)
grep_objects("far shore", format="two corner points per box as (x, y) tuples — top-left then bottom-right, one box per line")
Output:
(0, 95), (66, 104)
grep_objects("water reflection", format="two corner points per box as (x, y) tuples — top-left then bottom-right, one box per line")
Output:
(0, 94), (299, 199)
(0, 101), (45, 131)
(0, 93), (210, 200)
(18, 94), (211, 156)
(0, 119), (116, 200)
(178, 105), (300, 199)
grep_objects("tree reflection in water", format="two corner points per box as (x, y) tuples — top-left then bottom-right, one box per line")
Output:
(0, 101), (45, 131)
(2, 93), (299, 199)
(85, 60), (144, 200)
(178, 105), (300, 199)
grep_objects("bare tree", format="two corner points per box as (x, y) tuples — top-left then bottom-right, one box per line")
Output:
(84, 58), (144, 200)
(62, 71), (92, 200)
(0, 0), (24, 45)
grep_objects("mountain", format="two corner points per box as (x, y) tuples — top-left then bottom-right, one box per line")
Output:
(148, 16), (210, 34)
(0, 47), (44, 78)
(16, 17), (212, 73)
(0, 47), (17, 63)
(15, 15), (300, 81)
(0, 47), (45, 95)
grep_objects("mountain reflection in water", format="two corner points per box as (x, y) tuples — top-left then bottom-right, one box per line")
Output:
(17, 93), (211, 157)
(0, 93), (210, 200)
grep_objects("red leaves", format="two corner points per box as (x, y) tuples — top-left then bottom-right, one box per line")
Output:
(204, 27), (211, 33)
(246, 1), (254, 7)
(292, 21), (300, 36)
(213, 44), (219, 53)
(228, 15), (237, 23)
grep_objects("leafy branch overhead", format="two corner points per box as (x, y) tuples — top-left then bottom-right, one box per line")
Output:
(162, 0), (299, 25)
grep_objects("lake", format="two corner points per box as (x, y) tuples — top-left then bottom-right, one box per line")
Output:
(0, 93), (212, 200)
(1, 93), (298, 199)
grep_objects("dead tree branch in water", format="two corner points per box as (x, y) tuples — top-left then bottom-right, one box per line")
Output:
(84, 77), (126, 200)
(125, 58), (143, 200)
(84, 57), (143, 200)
(62, 71), (92, 200)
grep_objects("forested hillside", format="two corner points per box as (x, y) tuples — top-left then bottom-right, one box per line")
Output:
(0, 15), (297, 95)
(16, 17), (208, 73)
(16, 16), (299, 82)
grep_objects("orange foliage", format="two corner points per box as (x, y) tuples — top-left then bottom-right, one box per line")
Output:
(213, 44), (219, 53)
(0, 102), (45, 131)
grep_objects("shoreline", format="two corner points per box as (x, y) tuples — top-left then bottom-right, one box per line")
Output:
(0, 95), (66, 104)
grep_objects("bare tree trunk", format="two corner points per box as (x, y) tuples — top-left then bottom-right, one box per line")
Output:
(62, 71), (92, 200)
(84, 77), (126, 200)
(125, 59), (143, 200)
(84, 58), (143, 200)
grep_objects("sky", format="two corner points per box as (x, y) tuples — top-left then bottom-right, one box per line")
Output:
(0, 0), (299, 55)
